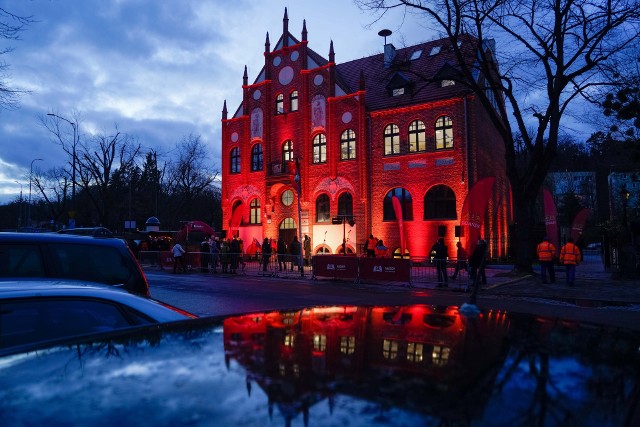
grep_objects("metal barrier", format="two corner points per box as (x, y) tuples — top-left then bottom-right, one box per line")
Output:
(137, 251), (468, 285)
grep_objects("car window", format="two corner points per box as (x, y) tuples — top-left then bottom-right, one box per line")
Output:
(49, 244), (132, 285)
(0, 298), (149, 350)
(0, 244), (45, 278)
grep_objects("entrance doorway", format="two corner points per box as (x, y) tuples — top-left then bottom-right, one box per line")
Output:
(279, 217), (297, 247)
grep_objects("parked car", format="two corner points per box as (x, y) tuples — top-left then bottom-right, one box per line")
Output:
(57, 227), (114, 238)
(1, 304), (638, 426)
(0, 232), (150, 296)
(0, 279), (194, 355)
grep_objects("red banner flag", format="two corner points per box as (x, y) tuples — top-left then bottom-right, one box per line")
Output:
(543, 188), (559, 255)
(460, 177), (495, 253)
(571, 208), (591, 241)
(391, 195), (405, 255)
(229, 204), (245, 235)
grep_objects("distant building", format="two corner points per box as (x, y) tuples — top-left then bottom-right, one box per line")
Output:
(608, 172), (640, 224)
(546, 171), (597, 210)
(220, 9), (511, 259)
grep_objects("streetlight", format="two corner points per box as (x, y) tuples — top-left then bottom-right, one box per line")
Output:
(14, 180), (22, 228)
(47, 113), (77, 212)
(27, 158), (43, 228)
(332, 215), (356, 255)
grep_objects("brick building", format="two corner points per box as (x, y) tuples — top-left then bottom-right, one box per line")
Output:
(221, 9), (511, 259)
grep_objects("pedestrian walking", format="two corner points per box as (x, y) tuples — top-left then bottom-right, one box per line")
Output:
(171, 241), (186, 273)
(366, 234), (378, 258)
(303, 234), (312, 266)
(289, 235), (302, 271)
(262, 237), (272, 272)
(537, 236), (556, 283)
(209, 237), (220, 273)
(450, 241), (468, 279)
(469, 237), (488, 289)
(220, 239), (230, 273)
(560, 237), (581, 286)
(277, 237), (287, 271)
(431, 238), (448, 287)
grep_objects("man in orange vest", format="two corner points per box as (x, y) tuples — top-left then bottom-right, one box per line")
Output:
(536, 236), (556, 284)
(560, 237), (581, 287)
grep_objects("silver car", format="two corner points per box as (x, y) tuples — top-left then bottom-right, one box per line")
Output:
(0, 279), (194, 355)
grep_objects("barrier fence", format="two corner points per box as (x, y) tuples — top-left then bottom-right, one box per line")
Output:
(137, 251), (470, 286)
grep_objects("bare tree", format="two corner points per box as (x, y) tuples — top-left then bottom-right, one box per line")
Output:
(357, 0), (640, 271)
(0, 7), (33, 110)
(31, 167), (70, 224)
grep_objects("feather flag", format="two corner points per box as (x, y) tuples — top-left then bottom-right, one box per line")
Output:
(392, 195), (405, 255)
(460, 177), (495, 254)
(571, 208), (591, 241)
(229, 204), (245, 235)
(543, 188), (559, 255)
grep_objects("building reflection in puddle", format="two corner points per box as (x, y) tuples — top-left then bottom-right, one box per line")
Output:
(223, 305), (639, 426)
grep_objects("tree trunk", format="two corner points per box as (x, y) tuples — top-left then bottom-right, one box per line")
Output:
(511, 192), (537, 273)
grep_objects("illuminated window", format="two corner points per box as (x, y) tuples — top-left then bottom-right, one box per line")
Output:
(338, 192), (353, 218)
(408, 120), (426, 152)
(230, 147), (240, 174)
(384, 124), (400, 155)
(340, 336), (356, 355)
(276, 93), (284, 114)
(340, 129), (356, 160)
(251, 143), (263, 171)
(392, 88), (405, 96)
(284, 334), (295, 348)
(290, 90), (299, 112)
(383, 188), (413, 221)
(407, 342), (424, 362)
(316, 194), (330, 222)
(249, 198), (261, 224)
(432, 345), (450, 366)
(281, 190), (294, 207)
(441, 79), (455, 87)
(282, 140), (293, 163)
(382, 339), (398, 359)
(313, 334), (327, 352)
(424, 185), (457, 219)
(312, 134), (327, 164)
(435, 116), (453, 149)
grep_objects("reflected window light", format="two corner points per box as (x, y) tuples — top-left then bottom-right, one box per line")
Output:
(293, 363), (300, 378)
(340, 336), (356, 355)
(284, 334), (295, 348)
(432, 345), (450, 366)
(279, 362), (286, 376)
(382, 339), (398, 359)
(313, 334), (327, 352)
(407, 342), (424, 362)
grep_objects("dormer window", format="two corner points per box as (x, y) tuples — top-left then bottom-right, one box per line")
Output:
(392, 88), (405, 96)
(429, 46), (441, 56)
(441, 80), (455, 87)
(410, 50), (422, 61)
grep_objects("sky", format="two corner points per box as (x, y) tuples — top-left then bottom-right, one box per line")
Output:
(0, 0), (598, 205)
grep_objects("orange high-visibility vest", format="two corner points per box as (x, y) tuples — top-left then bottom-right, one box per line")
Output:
(537, 241), (556, 261)
(560, 243), (581, 265)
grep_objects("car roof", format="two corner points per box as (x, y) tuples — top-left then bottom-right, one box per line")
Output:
(0, 231), (125, 247)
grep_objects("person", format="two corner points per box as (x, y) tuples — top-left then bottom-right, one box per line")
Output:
(560, 237), (581, 286)
(366, 234), (378, 258)
(200, 237), (210, 272)
(261, 237), (272, 272)
(172, 241), (186, 274)
(209, 237), (220, 273)
(375, 239), (388, 258)
(537, 236), (556, 284)
(277, 237), (287, 271)
(469, 237), (488, 289)
(575, 233), (586, 262)
(303, 235), (312, 266)
(230, 236), (241, 274)
(431, 238), (449, 287)
(220, 239), (230, 273)
(450, 241), (468, 279)
(289, 235), (302, 271)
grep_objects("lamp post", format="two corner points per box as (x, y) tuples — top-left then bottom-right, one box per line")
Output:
(47, 113), (77, 213)
(15, 180), (22, 229)
(332, 215), (355, 255)
(27, 158), (43, 228)
(294, 158), (304, 277)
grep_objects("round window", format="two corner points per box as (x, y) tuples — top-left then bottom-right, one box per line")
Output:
(281, 190), (294, 206)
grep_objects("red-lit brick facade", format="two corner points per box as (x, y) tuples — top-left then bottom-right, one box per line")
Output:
(221, 10), (511, 259)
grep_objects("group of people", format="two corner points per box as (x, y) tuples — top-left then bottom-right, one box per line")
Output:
(430, 237), (488, 289)
(537, 236), (582, 286)
(260, 235), (312, 273)
(172, 235), (246, 274)
(364, 234), (390, 258)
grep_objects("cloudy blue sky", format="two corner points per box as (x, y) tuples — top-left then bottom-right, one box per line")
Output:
(0, 0), (597, 205)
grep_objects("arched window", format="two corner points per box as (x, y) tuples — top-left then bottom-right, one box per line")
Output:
(282, 140), (294, 164)
(316, 194), (330, 222)
(408, 120), (426, 152)
(338, 192), (353, 218)
(435, 116), (453, 149)
(290, 90), (299, 112)
(384, 124), (400, 155)
(312, 134), (327, 164)
(383, 188), (413, 221)
(230, 147), (240, 174)
(276, 93), (284, 114)
(424, 185), (457, 219)
(340, 129), (356, 160)
(249, 198), (261, 224)
(251, 143), (263, 171)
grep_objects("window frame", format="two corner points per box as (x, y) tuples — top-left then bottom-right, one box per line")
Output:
(230, 147), (240, 174)
(435, 116), (453, 150)
(337, 192), (353, 218)
(312, 133), (327, 164)
(275, 93), (284, 114)
(315, 193), (330, 222)
(383, 188), (414, 221)
(424, 185), (457, 220)
(408, 120), (426, 153)
(282, 140), (294, 164)
(290, 90), (299, 112)
(340, 129), (356, 160)
(384, 124), (400, 155)
(249, 198), (261, 224)
(251, 143), (263, 172)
